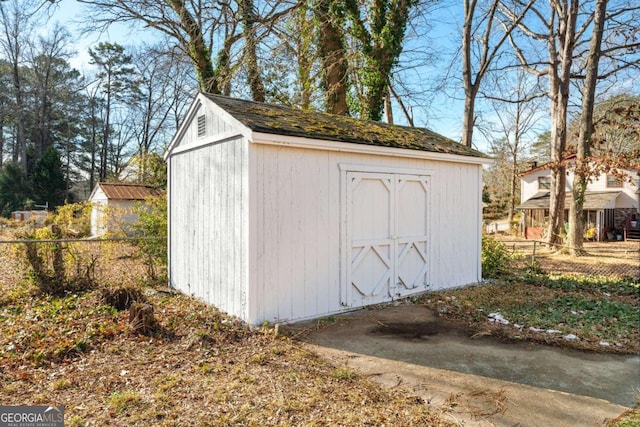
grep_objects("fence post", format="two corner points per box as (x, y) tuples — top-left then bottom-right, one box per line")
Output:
(532, 241), (537, 263)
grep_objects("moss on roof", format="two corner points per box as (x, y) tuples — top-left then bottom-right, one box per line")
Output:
(203, 93), (487, 159)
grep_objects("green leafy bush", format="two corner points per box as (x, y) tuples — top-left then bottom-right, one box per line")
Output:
(481, 236), (514, 279)
(132, 195), (167, 281)
(53, 201), (93, 237)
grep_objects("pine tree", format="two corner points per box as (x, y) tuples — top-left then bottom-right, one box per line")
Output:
(30, 146), (66, 209)
(0, 162), (28, 217)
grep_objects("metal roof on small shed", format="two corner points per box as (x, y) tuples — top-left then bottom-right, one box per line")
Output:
(202, 93), (488, 159)
(94, 183), (164, 200)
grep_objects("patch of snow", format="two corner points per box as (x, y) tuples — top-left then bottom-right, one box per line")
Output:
(6, 343), (15, 351)
(529, 327), (544, 332)
(488, 312), (510, 325)
(599, 341), (610, 347)
(546, 329), (562, 334)
(563, 334), (578, 341)
(513, 324), (523, 329)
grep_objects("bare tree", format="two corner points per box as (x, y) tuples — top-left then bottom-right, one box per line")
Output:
(481, 69), (545, 223)
(28, 24), (75, 159)
(566, 0), (606, 254)
(0, 0), (44, 172)
(461, 0), (535, 148)
(77, 0), (232, 93)
(78, 0), (297, 96)
(0, 59), (12, 168)
(506, 0), (640, 248)
(129, 42), (195, 181)
(506, 0), (583, 247)
(88, 42), (136, 181)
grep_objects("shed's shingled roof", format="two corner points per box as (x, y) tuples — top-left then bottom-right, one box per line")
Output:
(98, 183), (164, 200)
(203, 93), (488, 158)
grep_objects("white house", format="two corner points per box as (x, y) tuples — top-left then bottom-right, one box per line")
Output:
(165, 93), (491, 325)
(89, 183), (163, 237)
(518, 156), (640, 241)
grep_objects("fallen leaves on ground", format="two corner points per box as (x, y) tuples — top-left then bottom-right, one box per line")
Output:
(0, 240), (453, 426)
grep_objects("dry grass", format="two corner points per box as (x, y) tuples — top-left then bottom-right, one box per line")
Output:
(607, 405), (640, 427)
(496, 236), (640, 278)
(0, 236), (452, 426)
(2, 228), (637, 425)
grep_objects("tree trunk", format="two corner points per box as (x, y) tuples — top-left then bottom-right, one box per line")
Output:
(316, 0), (349, 115)
(384, 89), (393, 124)
(239, 0), (266, 102)
(0, 124), (4, 168)
(11, 60), (27, 172)
(100, 74), (111, 182)
(89, 102), (97, 191)
(567, 0), (607, 255)
(345, 0), (414, 121)
(461, 0), (475, 147)
(294, 4), (314, 110)
(167, 0), (218, 93)
(508, 156), (517, 224)
(546, 0), (579, 249)
(462, 89), (477, 148)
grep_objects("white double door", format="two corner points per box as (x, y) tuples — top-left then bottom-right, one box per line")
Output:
(344, 171), (430, 308)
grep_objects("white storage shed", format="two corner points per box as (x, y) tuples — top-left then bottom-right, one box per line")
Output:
(89, 183), (163, 237)
(165, 93), (491, 325)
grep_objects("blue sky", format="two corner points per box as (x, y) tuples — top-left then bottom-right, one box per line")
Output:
(50, 0), (146, 73)
(46, 0), (547, 154)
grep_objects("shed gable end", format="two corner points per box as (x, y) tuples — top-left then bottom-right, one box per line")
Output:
(170, 98), (244, 154)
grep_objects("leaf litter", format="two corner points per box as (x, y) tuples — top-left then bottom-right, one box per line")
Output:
(0, 240), (453, 426)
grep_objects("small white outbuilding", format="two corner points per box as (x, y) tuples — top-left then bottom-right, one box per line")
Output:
(89, 183), (163, 237)
(165, 93), (491, 325)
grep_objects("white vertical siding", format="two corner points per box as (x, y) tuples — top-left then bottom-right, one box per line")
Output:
(428, 161), (482, 289)
(169, 136), (248, 320)
(167, 99), (484, 325)
(89, 187), (107, 237)
(248, 144), (482, 324)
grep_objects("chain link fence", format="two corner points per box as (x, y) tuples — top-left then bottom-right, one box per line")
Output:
(0, 236), (166, 293)
(497, 237), (640, 279)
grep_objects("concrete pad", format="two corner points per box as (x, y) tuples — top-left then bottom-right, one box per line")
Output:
(293, 303), (638, 426)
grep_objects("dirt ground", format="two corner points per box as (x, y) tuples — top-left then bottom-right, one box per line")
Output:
(494, 236), (640, 277)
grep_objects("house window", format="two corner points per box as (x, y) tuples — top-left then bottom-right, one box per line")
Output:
(197, 114), (206, 138)
(538, 176), (551, 190)
(606, 174), (623, 188)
